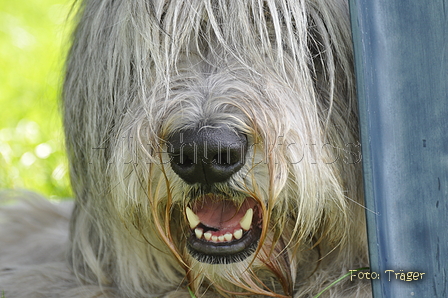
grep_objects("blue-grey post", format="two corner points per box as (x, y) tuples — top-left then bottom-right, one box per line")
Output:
(349, 1), (448, 297)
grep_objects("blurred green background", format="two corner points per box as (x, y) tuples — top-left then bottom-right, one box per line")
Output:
(0, 0), (75, 199)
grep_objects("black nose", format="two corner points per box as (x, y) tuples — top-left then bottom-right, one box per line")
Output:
(167, 127), (247, 184)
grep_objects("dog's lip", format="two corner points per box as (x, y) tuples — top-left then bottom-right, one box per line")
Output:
(185, 195), (263, 263)
(187, 226), (261, 257)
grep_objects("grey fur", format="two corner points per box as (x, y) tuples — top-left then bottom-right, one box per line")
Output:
(0, 0), (370, 297)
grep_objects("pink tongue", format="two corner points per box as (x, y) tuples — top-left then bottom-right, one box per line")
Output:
(193, 196), (256, 229)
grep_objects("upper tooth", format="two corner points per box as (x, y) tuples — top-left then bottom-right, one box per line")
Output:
(239, 208), (253, 231)
(186, 207), (200, 229)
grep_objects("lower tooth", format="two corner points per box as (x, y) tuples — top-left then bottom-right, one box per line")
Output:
(195, 228), (203, 239)
(233, 229), (243, 240)
(224, 233), (233, 241)
(204, 232), (212, 240)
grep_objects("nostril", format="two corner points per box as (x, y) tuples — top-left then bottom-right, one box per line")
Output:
(214, 152), (229, 165)
(172, 153), (195, 168)
(212, 150), (244, 166)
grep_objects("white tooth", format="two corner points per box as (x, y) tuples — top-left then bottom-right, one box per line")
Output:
(186, 207), (200, 229)
(195, 228), (203, 239)
(224, 233), (233, 241)
(233, 229), (243, 240)
(204, 232), (212, 241)
(218, 235), (225, 242)
(239, 208), (253, 231)
(212, 235), (218, 242)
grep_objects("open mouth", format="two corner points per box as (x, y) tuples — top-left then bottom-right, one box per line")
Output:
(185, 194), (263, 264)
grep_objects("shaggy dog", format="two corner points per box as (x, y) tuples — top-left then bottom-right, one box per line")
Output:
(0, 0), (371, 297)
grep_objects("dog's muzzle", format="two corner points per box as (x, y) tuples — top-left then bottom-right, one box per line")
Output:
(168, 127), (263, 264)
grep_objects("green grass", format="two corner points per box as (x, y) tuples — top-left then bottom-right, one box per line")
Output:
(188, 287), (196, 298)
(0, 0), (74, 199)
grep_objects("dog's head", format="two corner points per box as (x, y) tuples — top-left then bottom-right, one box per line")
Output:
(64, 0), (365, 296)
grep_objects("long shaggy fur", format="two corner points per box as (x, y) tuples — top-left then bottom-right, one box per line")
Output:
(1, 0), (370, 297)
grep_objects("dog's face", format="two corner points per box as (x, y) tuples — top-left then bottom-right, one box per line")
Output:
(108, 58), (360, 295)
(64, 0), (365, 296)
